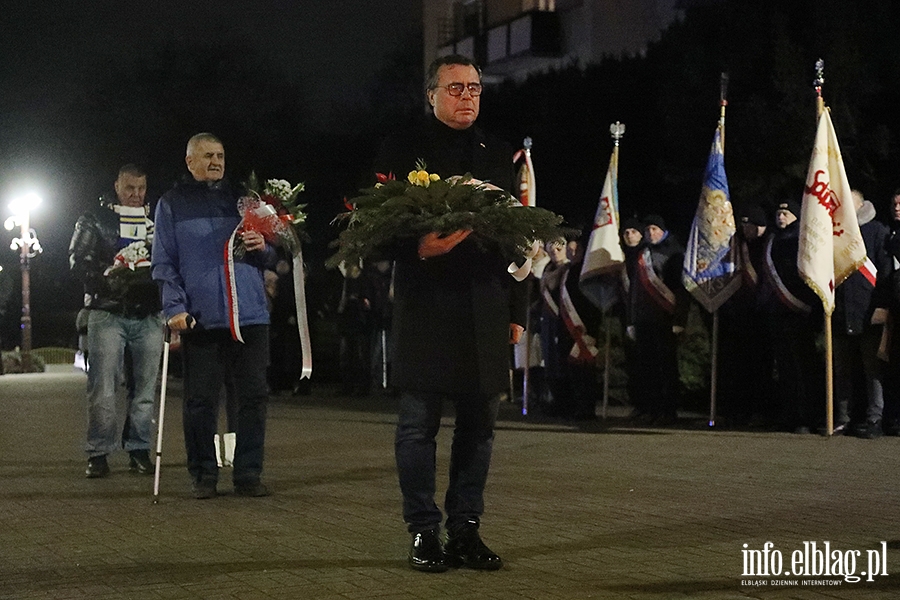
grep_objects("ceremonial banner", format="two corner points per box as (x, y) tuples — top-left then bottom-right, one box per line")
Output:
(798, 108), (866, 315)
(682, 125), (740, 312)
(512, 144), (536, 207)
(580, 148), (624, 312)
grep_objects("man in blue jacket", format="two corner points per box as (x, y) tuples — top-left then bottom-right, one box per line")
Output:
(151, 132), (275, 499)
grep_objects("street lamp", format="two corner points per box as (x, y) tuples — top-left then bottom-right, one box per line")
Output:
(5, 192), (43, 371)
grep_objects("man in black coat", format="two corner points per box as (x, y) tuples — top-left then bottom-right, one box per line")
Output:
(758, 200), (823, 433)
(373, 54), (526, 573)
(833, 191), (890, 437)
(627, 215), (690, 425)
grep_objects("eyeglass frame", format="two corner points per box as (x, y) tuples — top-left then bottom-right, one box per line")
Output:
(433, 82), (483, 97)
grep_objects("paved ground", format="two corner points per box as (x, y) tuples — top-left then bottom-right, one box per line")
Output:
(2, 367), (900, 599)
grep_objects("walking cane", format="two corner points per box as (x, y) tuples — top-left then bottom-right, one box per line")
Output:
(152, 325), (172, 504)
(152, 316), (192, 504)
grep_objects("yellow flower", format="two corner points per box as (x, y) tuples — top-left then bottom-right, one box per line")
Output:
(407, 171), (418, 185)
(416, 170), (430, 187)
(429, 173), (440, 182)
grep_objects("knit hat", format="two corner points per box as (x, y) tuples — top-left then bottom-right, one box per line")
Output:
(643, 214), (667, 231)
(737, 204), (767, 227)
(775, 199), (801, 219)
(620, 216), (643, 234)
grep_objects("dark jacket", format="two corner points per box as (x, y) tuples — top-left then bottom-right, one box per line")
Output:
(834, 201), (890, 335)
(629, 233), (690, 328)
(720, 231), (768, 320)
(758, 221), (821, 317)
(540, 257), (602, 376)
(888, 223), (900, 308)
(68, 195), (161, 318)
(374, 117), (525, 394)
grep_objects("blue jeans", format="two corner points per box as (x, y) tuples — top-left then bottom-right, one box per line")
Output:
(395, 391), (500, 533)
(85, 310), (164, 456)
(181, 326), (269, 485)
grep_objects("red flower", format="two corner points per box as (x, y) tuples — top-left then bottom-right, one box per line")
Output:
(343, 196), (355, 211)
(375, 172), (395, 183)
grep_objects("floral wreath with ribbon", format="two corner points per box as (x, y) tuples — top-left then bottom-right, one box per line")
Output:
(225, 174), (313, 379)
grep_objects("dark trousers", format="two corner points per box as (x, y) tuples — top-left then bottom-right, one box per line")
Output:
(182, 326), (269, 485)
(768, 314), (821, 429)
(633, 320), (680, 417)
(718, 312), (776, 424)
(395, 391), (500, 533)
(834, 327), (884, 425)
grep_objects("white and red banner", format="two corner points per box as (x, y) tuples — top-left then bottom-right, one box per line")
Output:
(798, 108), (866, 315)
(512, 145), (536, 207)
(579, 148), (624, 312)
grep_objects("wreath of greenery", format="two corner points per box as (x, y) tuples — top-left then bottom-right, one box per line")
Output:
(327, 165), (566, 268)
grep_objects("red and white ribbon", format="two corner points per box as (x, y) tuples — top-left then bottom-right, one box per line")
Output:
(224, 228), (244, 343)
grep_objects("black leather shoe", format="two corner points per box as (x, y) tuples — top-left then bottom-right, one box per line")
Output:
(408, 529), (448, 572)
(192, 480), (217, 499)
(129, 450), (153, 475)
(445, 527), (503, 570)
(85, 455), (110, 479)
(234, 481), (270, 497)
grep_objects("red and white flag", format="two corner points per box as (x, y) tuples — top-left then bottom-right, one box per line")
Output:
(512, 143), (536, 207)
(579, 148), (625, 311)
(797, 108), (866, 315)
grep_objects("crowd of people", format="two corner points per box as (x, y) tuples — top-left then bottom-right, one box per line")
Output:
(64, 53), (900, 576)
(510, 190), (900, 442)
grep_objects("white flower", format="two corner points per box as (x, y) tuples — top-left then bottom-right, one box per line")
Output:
(118, 241), (149, 263)
(265, 179), (293, 202)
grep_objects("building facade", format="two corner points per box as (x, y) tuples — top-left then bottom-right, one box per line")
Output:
(423, 0), (687, 82)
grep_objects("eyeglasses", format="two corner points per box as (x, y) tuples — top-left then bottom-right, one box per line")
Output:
(435, 82), (483, 97)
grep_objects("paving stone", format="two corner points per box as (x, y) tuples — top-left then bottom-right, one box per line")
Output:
(2, 369), (900, 598)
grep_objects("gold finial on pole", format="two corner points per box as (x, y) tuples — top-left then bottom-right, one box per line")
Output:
(610, 121), (625, 146)
(814, 58), (825, 116)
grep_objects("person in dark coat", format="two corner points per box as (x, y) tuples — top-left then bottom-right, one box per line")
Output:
(717, 204), (776, 427)
(832, 191), (891, 437)
(361, 259), (394, 393)
(336, 261), (372, 396)
(69, 164), (163, 478)
(373, 54), (526, 573)
(539, 237), (601, 419)
(619, 217), (646, 417)
(627, 214), (690, 425)
(757, 200), (823, 433)
(878, 190), (900, 436)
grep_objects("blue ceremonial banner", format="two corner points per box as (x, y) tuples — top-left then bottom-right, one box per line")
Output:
(682, 125), (741, 313)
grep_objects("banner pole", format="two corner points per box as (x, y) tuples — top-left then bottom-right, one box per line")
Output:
(709, 310), (719, 427)
(604, 124), (624, 420)
(813, 59), (834, 436)
(707, 73), (728, 428)
(522, 280), (532, 416)
(519, 136), (535, 416)
(602, 312), (611, 420)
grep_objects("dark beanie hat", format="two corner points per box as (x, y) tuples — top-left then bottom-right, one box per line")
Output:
(620, 217), (642, 233)
(775, 199), (801, 218)
(643, 214), (667, 231)
(737, 204), (767, 227)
